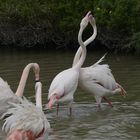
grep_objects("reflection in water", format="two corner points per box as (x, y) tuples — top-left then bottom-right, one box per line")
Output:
(0, 49), (140, 140)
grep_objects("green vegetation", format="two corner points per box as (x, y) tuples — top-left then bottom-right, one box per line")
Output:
(0, 0), (139, 52)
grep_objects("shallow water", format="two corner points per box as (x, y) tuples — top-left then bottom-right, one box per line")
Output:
(0, 49), (140, 140)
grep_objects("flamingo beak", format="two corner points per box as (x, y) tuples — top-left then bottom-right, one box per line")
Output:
(47, 95), (57, 109)
(116, 84), (127, 98)
(120, 90), (126, 97)
(86, 11), (91, 18)
(7, 130), (34, 140)
(119, 86), (127, 97)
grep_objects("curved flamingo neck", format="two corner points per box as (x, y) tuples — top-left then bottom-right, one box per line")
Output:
(73, 20), (97, 66)
(15, 63), (40, 97)
(35, 82), (42, 109)
(73, 26), (87, 70)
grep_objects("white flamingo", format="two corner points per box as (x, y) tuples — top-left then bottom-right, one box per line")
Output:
(47, 11), (93, 116)
(0, 63), (40, 116)
(2, 81), (50, 140)
(72, 15), (126, 108)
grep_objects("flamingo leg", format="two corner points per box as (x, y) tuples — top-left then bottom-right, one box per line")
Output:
(69, 107), (72, 117)
(56, 103), (59, 116)
(102, 97), (113, 107)
(96, 103), (101, 109)
(95, 96), (102, 109)
(68, 101), (73, 117)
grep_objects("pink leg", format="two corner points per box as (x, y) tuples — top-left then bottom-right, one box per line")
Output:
(96, 103), (101, 110)
(95, 97), (102, 109)
(56, 104), (59, 116)
(69, 107), (72, 117)
(102, 97), (113, 107)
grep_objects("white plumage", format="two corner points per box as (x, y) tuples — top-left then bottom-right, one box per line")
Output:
(79, 55), (117, 91)
(2, 97), (50, 137)
(78, 55), (126, 107)
(2, 81), (50, 139)
(0, 78), (19, 116)
(48, 68), (79, 103)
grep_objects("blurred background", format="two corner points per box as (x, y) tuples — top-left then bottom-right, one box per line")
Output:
(0, 0), (139, 53)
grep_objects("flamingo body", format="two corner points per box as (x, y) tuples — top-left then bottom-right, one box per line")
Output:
(79, 64), (120, 92)
(78, 55), (126, 106)
(47, 12), (92, 114)
(2, 82), (50, 140)
(48, 68), (79, 104)
(48, 12), (94, 115)
(79, 64), (117, 91)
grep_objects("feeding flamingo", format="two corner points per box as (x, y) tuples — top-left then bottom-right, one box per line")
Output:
(0, 63), (40, 116)
(47, 11), (94, 116)
(72, 15), (126, 108)
(2, 81), (50, 140)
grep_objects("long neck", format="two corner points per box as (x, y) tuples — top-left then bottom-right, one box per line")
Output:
(15, 63), (40, 97)
(35, 82), (42, 109)
(72, 23), (97, 66)
(73, 27), (86, 70)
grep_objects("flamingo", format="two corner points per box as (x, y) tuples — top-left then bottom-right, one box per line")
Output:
(72, 15), (126, 108)
(2, 81), (50, 140)
(47, 11), (93, 116)
(0, 63), (40, 116)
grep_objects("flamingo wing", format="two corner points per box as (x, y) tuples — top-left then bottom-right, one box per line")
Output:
(79, 64), (117, 90)
(0, 77), (19, 116)
(0, 77), (14, 96)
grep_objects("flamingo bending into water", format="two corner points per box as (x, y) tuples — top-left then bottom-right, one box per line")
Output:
(0, 63), (40, 116)
(47, 11), (93, 116)
(72, 15), (126, 108)
(2, 81), (50, 140)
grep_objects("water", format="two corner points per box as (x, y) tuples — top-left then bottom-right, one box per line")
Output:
(0, 49), (140, 140)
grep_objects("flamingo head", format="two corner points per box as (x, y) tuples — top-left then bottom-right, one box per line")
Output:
(47, 94), (61, 109)
(80, 11), (92, 29)
(6, 130), (35, 140)
(88, 13), (96, 26)
(6, 129), (46, 140)
(32, 63), (40, 81)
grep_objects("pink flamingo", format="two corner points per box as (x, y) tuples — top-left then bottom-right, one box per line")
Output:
(72, 15), (126, 108)
(47, 11), (93, 116)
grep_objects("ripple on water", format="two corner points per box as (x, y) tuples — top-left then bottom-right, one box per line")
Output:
(0, 52), (139, 140)
(46, 102), (140, 140)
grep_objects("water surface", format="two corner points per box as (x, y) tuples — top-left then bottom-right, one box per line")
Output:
(0, 49), (139, 140)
